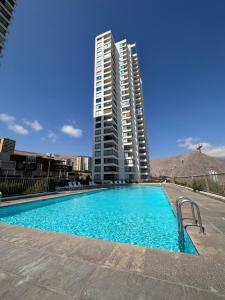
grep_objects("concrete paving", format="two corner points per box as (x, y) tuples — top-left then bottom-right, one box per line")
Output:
(0, 184), (225, 299)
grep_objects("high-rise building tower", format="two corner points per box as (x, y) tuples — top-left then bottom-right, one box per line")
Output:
(0, 0), (16, 56)
(92, 30), (150, 183)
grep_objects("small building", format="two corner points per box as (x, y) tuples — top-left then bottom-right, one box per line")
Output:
(11, 151), (72, 178)
(0, 137), (16, 175)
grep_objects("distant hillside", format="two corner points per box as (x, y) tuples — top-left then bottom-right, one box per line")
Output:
(150, 151), (225, 178)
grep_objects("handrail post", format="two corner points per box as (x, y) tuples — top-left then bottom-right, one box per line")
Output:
(190, 202), (197, 224)
(176, 196), (205, 252)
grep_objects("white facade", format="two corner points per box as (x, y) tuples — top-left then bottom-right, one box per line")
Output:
(92, 31), (149, 183)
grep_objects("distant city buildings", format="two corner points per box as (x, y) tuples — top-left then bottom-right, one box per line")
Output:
(54, 155), (92, 173)
(72, 156), (92, 172)
(92, 30), (150, 183)
(0, 0), (16, 56)
(0, 137), (92, 178)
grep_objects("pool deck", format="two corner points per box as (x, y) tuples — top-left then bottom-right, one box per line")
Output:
(0, 184), (225, 299)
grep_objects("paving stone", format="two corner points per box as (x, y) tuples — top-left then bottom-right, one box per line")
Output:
(70, 237), (115, 264)
(1, 226), (56, 249)
(104, 243), (146, 272)
(30, 255), (97, 297)
(0, 270), (74, 300)
(144, 247), (225, 295)
(81, 266), (225, 300)
(43, 234), (87, 257)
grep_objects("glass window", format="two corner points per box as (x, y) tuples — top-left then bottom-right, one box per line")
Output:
(95, 116), (101, 122)
(96, 76), (102, 81)
(95, 143), (101, 149)
(95, 123), (101, 128)
(96, 87), (101, 92)
(96, 98), (101, 103)
(95, 166), (101, 171)
(95, 129), (101, 135)
(95, 136), (101, 142)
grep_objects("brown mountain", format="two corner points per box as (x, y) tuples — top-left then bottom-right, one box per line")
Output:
(150, 151), (225, 178)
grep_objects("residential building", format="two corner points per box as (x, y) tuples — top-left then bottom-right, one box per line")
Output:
(0, 137), (16, 175)
(11, 150), (72, 178)
(72, 156), (92, 172)
(0, 0), (16, 56)
(54, 155), (92, 172)
(92, 30), (150, 183)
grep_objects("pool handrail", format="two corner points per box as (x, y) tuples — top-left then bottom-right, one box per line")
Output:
(176, 196), (205, 252)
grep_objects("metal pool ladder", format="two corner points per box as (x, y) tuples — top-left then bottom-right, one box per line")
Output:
(176, 196), (205, 252)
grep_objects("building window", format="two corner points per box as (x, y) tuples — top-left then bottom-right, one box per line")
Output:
(104, 166), (117, 172)
(95, 151), (101, 157)
(95, 129), (101, 135)
(96, 87), (102, 92)
(96, 98), (101, 103)
(96, 76), (102, 81)
(95, 136), (101, 142)
(95, 123), (101, 128)
(95, 159), (101, 164)
(95, 143), (101, 149)
(95, 166), (101, 172)
(95, 116), (101, 122)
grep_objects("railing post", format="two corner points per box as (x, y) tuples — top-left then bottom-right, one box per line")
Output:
(204, 175), (209, 192)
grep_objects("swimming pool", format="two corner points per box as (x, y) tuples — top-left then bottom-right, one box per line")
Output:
(0, 186), (197, 254)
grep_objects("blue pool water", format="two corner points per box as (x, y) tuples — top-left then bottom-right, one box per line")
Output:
(0, 186), (197, 254)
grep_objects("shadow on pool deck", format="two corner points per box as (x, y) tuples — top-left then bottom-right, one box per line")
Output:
(0, 184), (225, 299)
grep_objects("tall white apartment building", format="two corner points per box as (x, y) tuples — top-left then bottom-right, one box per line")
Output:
(0, 0), (16, 56)
(92, 30), (149, 183)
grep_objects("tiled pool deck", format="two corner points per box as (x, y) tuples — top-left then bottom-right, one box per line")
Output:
(0, 184), (225, 299)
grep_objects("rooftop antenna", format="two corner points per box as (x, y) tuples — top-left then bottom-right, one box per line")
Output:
(196, 144), (203, 153)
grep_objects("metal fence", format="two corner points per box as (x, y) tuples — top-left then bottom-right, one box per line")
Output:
(174, 173), (225, 197)
(0, 177), (65, 197)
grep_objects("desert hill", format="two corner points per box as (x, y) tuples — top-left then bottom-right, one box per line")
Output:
(150, 151), (225, 178)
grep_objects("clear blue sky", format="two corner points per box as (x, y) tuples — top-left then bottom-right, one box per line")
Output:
(0, 0), (225, 159)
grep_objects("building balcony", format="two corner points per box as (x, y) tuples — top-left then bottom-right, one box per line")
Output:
(104, 77), (112, 84)
(104, 65), (112, 73)
(123, 128), (132, 133)
(104, 162), (118, 167)
(140, 165), (148, 169)
(104, 90), (112, 97)
(124, 142), (133, 146)
(140, 155), (147, 161)
(104, 83), (112, 90)
(140, 171), (149, 176)
(104, 69), (112, 77)
(139, 146), (146, 150)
